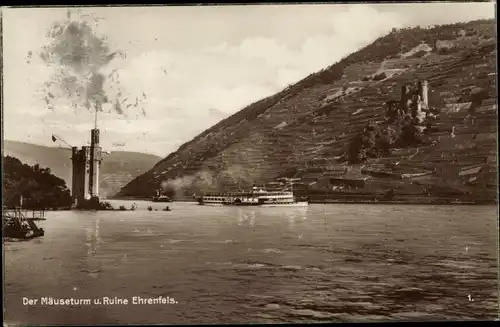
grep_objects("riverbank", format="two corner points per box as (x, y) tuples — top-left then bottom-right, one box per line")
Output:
(2, 207), (72, 211)
(5, 198), (496, 211)
(110, 197), (496, 205)
(309, 199), (496, 205)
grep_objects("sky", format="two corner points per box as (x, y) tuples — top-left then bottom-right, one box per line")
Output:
(2, 3), (496, 157)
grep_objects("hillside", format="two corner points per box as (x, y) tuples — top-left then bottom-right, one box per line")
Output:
(118, 20), (497, 204)
(3, 155), (72, 209)
(3, 140), (162, 198)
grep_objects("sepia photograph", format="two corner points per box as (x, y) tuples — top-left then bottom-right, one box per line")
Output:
(1, 2), (499, 325)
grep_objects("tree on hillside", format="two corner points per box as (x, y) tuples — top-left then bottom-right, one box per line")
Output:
(3, 155), (72, 209)
(394, 117), (426, 148)
(346, 119), (424, 165)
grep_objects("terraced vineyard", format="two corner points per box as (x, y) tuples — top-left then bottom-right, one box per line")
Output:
(118, 19), (497, 204)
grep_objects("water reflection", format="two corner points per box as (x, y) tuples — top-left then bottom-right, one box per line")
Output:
(284, 207), (308, 229)
(287, 212), (295, 229)
(237, 209), (256, 227)
(4, 202), (498, 324)
(84, 216), (102, 278)
(236, 207), (309, 229)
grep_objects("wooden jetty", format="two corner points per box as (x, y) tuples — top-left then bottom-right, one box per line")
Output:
(2, 208), (45, 239)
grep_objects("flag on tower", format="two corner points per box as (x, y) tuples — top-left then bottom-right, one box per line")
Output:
(51, 135), (57, 142)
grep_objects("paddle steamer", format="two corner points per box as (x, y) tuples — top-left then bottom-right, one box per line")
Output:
(197, 180), (308, 207)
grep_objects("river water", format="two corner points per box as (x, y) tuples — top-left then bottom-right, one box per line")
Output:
(3, 201), (499, 324)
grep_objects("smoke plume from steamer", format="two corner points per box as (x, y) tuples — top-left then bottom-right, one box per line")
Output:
(35, 10), (147, 116)
(219, 164), (253, 186)
(159, 133), (271, 197)
(161, 176), (195, 192)
(161, 170), (217, 196)
(160, 165), (258, 198)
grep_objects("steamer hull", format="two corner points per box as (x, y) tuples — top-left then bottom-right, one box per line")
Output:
(197, 185), (308, 207)
(259, 201), (308, 207)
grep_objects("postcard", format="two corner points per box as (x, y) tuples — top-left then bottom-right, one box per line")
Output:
(2, 3), (498, 325)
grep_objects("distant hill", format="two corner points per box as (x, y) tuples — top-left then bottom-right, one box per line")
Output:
(118, 19), (497, 204)
(3, 140), (162, 198)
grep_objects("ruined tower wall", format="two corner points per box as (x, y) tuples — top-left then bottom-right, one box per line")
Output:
(421, 80), (429, 107)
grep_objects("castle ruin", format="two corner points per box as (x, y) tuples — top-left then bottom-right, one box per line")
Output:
(386, 79), (430, 124)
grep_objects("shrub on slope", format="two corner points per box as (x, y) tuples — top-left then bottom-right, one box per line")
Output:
(3, 155), (72, 209)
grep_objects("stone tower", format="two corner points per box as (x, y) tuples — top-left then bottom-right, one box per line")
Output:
(89, 128), (103, 198)
(71, 128), (103, 207)
(71, 146), (91, 206)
